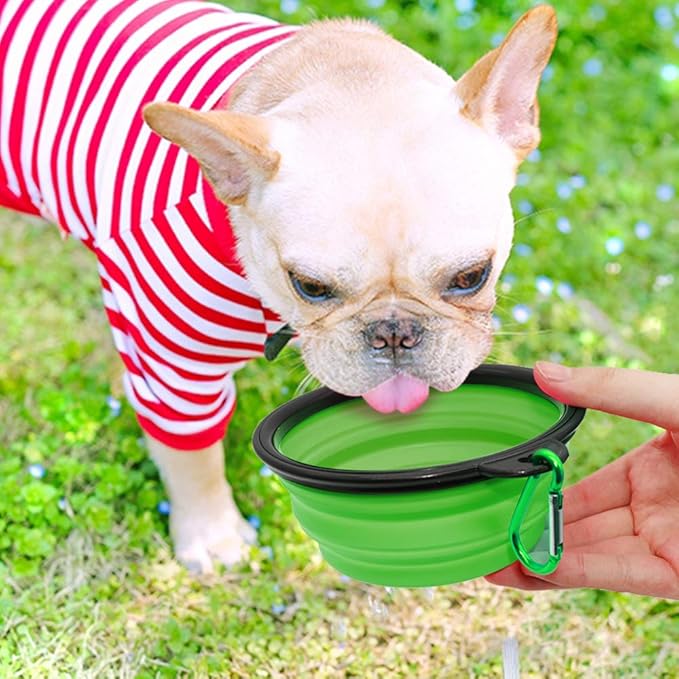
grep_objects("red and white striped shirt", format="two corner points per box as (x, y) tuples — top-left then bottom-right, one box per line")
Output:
(0, 0), (296, 449)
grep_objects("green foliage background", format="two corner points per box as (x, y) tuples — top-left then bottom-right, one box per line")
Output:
(1, 0), (678, 675)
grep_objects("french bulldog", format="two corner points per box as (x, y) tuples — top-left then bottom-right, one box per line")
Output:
(0, 0), (556, 572)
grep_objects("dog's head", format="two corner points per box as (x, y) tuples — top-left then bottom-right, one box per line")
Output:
(144, 6), (556, 412)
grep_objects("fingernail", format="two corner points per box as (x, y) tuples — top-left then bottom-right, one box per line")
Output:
(535, 361), (572, 382)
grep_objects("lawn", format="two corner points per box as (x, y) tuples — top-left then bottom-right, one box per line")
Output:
(1, 0), (678, 676)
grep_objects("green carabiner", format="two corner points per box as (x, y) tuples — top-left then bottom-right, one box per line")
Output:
(509, 448), (565, 575)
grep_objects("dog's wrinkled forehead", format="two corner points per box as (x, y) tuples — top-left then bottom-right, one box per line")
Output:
(258, 92), (515, 271)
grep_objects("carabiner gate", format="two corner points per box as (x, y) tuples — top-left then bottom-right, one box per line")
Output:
(509, 447), (565, 575)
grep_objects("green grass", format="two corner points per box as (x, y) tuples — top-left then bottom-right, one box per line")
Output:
(2, 0), (679, 675)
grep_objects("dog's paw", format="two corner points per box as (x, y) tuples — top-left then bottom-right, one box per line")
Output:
(175, 532), (246, 574)
(171, 506), (258, 575)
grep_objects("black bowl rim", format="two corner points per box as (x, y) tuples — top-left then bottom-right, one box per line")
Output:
(252, 364), (586, 493)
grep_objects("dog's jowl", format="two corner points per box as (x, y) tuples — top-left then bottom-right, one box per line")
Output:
(0, 0), (556, 572)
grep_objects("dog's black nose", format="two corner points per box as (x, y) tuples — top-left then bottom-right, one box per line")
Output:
(364, 319), (424, 352)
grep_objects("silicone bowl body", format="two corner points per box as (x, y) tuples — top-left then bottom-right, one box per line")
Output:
(253, 365), (585, 587)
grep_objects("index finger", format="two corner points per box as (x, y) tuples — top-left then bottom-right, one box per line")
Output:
(534, 362), (679, 431)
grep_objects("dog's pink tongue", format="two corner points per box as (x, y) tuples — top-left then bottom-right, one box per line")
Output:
(362, 374), (430, 414)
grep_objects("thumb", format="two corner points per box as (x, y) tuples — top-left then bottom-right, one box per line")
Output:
(534, 362), (679, 431)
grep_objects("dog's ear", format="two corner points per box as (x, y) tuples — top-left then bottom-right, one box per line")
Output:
(142, 102), (280, 205)
(455, 5), (557, 162)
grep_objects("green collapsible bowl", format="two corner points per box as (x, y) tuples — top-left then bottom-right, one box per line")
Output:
(253, 365), (585, 587)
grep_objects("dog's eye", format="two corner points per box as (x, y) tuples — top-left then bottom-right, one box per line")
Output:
(444, 261), (492, 297)
(289, 272), (335, 303)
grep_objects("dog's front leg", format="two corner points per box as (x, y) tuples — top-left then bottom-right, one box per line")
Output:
(146, 436), (256, 573)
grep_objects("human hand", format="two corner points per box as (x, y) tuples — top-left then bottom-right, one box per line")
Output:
(486, 361), (679, 599)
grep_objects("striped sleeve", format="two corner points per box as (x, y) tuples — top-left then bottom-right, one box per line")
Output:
(98, 183), (284, 450)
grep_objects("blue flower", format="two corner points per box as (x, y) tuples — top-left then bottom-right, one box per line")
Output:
(527, 149), (541, 163)
(557, 182), (573, 199)
(260, 546), (274, 560)
(28, 463), (46, 479)
(583, 58), (603, 77)
(514, 243), (533, 257)
(271, 603), (287, 615)
(512, 305), (532, 324)
(556, 282), (574, 300)
(157, 500), (171, 516)
(58, 497), (69, 511)
(634, 221), (652, 239)
(502, 273), (517, 287)
(280, 0), (299, 14)
(654, 6), (674, 28)
(660, 64), (679, 81)
(491, 32), (504, 48)
(492, 315), (502, 331)
(259, 465), (273, 478)
(535, 275), (554, 296)
(247, 515), (261, 530)
(516, 173), (531, 186)
(557, 217), (572, 234)
(541, 64), (554, 82)
(455, 0), (475, 11)
(456, 14), (477, 29)
(569, 174), (586, 189)
(589, 5), (606, 21)
(605, 237), (624, 256)
(106, 395), (122, 416)
(656, 183), (676, 201)
(517, 200), (534, 215)
(654, 274), (674, 289)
